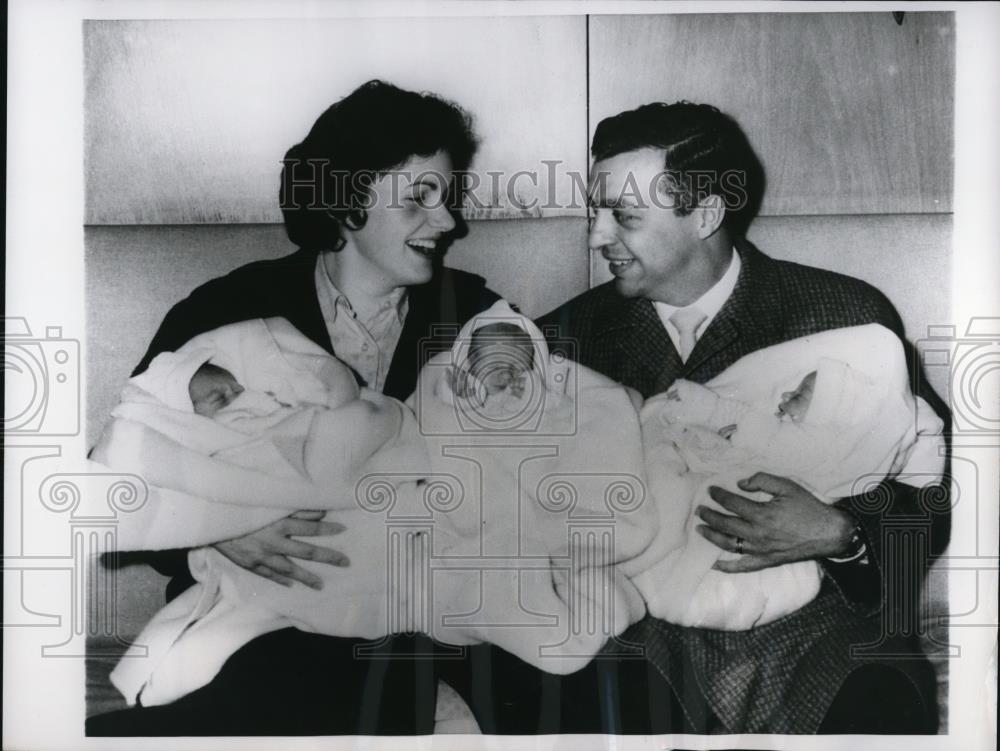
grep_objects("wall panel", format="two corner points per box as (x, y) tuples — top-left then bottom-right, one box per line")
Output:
(589, 12), (954, 215)
(85, 18), (587, 224)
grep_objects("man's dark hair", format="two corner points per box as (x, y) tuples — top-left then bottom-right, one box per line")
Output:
(591, 101), (765, 237)
(280, 80), (478, 251)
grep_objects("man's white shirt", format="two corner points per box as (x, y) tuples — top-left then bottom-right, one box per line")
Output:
(653, 248), (741, 362)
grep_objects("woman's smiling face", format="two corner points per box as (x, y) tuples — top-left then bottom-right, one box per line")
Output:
(342, 151), (457, 292)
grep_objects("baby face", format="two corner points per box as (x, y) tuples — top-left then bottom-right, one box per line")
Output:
(467, 324), (535, 399)
(469, 342), (534, 397)
(776, 370), (816, 423)
(189, 362), (245, 417)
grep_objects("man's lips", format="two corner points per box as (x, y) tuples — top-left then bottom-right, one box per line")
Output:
(605, 256), (635, 273)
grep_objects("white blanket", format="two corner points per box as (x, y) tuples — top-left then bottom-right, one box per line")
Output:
(92, 318), (428, 550)
(100, 318), (433, 706)
(407, 301), (655, 673)
(103, 306), (656, 707)
(626, 324), (946, 630)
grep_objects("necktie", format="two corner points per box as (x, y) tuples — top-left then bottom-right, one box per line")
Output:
(670, 306), (708, 362)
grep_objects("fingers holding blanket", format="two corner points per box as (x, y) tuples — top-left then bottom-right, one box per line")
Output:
(213, 512), (350, 591)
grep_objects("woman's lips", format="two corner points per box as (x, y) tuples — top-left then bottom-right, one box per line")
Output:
(406, 238), (440, 258)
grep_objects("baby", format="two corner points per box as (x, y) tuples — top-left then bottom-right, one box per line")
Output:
(628, 324), (945, 631)
(658, 370), (827, 476)
(446, 322), (536, 412)
(188, 362), (246, 416)
(124, 320), (414, 492)
(107, 317), (432, 707)
(413, 299), (654, 674)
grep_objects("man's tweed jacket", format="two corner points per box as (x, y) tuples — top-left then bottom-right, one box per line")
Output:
(537, 240), (947, 733)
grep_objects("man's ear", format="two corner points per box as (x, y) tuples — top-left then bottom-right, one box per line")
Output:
(694, 194), (726, 239)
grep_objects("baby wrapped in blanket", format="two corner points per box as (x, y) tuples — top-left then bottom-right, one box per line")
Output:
(407, 300), (655, 673)
(101, 317), (434, 707)
(627, 323), (945, 631)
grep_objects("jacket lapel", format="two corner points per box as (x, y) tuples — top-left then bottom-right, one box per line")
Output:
(273, 249), (335, 355)
(600, 240), (785, 394)
(589, 294), (681, 397)
(683, 240), (783, 383)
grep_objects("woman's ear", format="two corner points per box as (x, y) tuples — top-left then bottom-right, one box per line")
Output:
(695, 194), (726, 239)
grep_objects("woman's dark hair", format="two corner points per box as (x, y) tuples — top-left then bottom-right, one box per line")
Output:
(591, 102), (765, 238)
(280, 80), (478, 251)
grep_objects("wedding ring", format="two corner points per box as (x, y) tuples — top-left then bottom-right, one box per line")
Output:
(735, 537), (745, 555)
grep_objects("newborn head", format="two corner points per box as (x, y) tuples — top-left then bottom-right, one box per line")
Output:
(189, 362), (245, 417)
(776, 370), (816, 423)
(467, 323), (535, 398)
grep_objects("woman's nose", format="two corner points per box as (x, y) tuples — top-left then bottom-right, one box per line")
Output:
(428, 203), (456, 232)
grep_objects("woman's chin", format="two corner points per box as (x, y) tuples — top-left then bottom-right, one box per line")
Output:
(404, 255), (436, 285)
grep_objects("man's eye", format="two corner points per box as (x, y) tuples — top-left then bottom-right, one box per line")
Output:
(614, 211), (639, 226)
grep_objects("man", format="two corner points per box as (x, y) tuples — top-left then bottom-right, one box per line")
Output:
(533, 102), (947, 734)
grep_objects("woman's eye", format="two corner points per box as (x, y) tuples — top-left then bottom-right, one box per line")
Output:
(409, 189), (435, 207)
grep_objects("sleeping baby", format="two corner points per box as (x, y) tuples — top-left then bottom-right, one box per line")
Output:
(409, 299), (655, 673)
(105, 316), (433, 707)
(446, 321), (536, 411)
(626, 323), (946, 631)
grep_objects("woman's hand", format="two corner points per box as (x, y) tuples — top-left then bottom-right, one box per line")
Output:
(213, 510), (349, 589)
(695, 472), (855, 572)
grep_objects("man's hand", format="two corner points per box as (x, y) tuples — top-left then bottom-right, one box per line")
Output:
(695, 472), (855, 573)
(213, 510), (348, 589)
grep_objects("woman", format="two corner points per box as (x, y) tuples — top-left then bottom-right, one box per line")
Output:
(88, 80), (501, 736)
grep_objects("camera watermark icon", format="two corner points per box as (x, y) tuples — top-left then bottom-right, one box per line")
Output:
(3, 317), (80, 436)
(916, 317), (1000, 436)
(3, 460), (150, 658)
(414, 324), (579, 436)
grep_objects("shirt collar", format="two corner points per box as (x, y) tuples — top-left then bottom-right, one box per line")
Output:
(315, 254), (408, 325)
(653, 247), (741, 334)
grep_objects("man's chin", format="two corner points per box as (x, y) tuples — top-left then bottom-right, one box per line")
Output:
(613, 277), (643, 298)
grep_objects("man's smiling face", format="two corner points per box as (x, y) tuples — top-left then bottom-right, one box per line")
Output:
(587, 147), (703, 304)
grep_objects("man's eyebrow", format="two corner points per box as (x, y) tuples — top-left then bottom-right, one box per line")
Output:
(588, 196), (641, 209)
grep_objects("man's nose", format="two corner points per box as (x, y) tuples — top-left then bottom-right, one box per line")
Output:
(588, 211), (616, 251)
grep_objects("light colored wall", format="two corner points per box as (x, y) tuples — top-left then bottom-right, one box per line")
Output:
(589, 12), (954, 216)
(84, 18), (587, 224)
